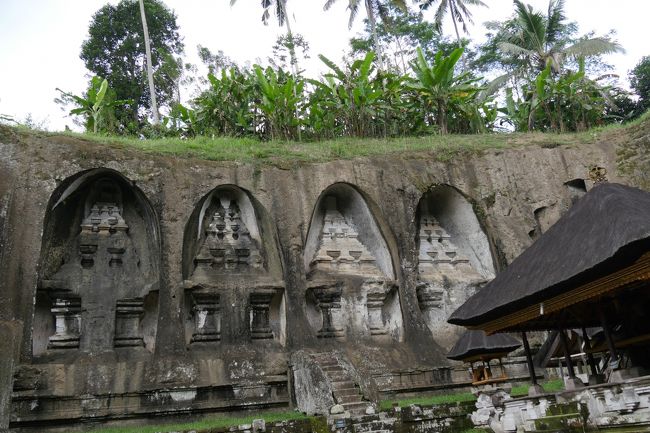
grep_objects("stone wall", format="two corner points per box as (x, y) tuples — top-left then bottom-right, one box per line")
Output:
(0, 130), (624, 429)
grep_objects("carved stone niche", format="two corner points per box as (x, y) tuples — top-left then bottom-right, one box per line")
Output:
(189, 291), (221, 343)
(35, 171), (160, 356)
(308, 283), (345, 339)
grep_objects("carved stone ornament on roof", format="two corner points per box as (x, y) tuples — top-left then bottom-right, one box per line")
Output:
(309, 196), (383, 277)
(192, 199), (264, 278)
(418, 216), (481, 281)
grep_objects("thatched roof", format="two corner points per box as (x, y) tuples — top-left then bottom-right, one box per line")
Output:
(449, 183), (650, 328)
(447, 330), (520, 361)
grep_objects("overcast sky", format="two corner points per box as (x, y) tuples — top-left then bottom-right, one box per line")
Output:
(0, 0), (647, 131)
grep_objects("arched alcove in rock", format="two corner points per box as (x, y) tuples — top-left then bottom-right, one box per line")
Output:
(416, 185), (495, 351)
(182, 185), (285, 346)
(303, 183), (402, 342)
(33, 168), (161, 357)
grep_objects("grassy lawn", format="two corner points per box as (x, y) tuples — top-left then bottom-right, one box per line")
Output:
(2, 119), (630, 166)
(84, 410), (308, 433)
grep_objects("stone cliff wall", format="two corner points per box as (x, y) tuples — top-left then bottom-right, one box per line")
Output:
(0, 128), (625, 429)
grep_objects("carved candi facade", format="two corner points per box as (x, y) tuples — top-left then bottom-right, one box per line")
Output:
(183, 187), (285, 345)
(34, 174), (160, 356)
(305, 188), (402, 341)
(416, 187), (495, 350)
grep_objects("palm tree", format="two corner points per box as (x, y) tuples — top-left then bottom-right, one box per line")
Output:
(138, 0), (160, 125)
(499, 0), (623, 75)
(231, 0), (299, 76)
(323, 0), (407, 71)
(419, 0), (486, 48)
(231, 0), (303, 139)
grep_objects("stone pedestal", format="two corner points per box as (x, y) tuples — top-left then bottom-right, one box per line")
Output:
(250, 290), (274, 340)
(114, 298), (144, 347)
(365, 282), (390, 336)
(312, 287), (344, 339)
(191, 293), (221, 343)
(48, 296), (81, 349)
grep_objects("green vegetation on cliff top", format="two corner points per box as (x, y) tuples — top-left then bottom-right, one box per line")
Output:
(2, 112), (648, 165)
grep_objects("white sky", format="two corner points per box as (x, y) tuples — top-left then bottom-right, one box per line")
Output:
(0, 0), (647, 131)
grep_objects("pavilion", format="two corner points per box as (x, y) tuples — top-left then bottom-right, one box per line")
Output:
(449, 182), (650, 388)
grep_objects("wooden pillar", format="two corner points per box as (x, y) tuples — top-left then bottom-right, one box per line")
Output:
(598, 306), (619, 368)
(581, 327), (598, 376)
(559, 329), (577, 379)
(521, 332), (538, 385)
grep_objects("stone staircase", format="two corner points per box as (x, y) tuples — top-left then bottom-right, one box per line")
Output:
(311, 352), (369, 415)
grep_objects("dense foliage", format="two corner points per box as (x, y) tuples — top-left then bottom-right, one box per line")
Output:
(54, 0), (647, 140)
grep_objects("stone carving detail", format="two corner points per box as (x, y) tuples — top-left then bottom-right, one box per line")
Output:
(47, 295), (81, 349)
(193, 200), (263, 279)
(311, 286), (344, 339)
(418, 217), (476, 278)
(309, 196), (382, 277)
(114, 298), (144, 347)
(190, 293), (221, 343)
(250, 290), (275, 340)
(416, 283), (444, 311)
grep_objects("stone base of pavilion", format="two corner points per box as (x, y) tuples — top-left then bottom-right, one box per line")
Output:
(481, 373), (650, 432)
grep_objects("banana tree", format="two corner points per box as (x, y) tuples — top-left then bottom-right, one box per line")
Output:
(253, 65), (304, 140)
(409, 47), (481, 134)
(56, 77), (130, 133)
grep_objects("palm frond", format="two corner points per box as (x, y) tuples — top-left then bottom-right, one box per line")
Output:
(546, 0), (566, 44)
(433, 0), (448, 30)
(513, 0), (546, 53)
(564, 37), (625, 58)
(498, 41), (535, 57)
(323, 0), (338, 11)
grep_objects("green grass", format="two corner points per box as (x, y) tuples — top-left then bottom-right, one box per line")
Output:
(511, 379), (564, 397)
(84, 410), (308, 433)
(379, 391), (477, 411)
(379, 379), (565, 411)
(3, 122), (625, 166)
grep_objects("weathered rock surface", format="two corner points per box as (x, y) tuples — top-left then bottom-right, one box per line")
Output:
(0, 126), (631, 429)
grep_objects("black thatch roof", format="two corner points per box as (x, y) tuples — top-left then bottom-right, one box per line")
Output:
(447, 330), (521, 361)
(449, 183), (650, 328)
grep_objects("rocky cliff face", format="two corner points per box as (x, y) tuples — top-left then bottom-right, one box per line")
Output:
(0, 125), (630, 428)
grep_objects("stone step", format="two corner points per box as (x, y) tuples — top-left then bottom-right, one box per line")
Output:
(321, 365), (343, 372)
(342, 401), (368, 414)
(334, 387), (360, 397)
(327, 372), (351, 381)
(335, 394), (364, 404)
(332, 380), (356, 390)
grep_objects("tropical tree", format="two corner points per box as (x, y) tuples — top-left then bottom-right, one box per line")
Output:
(409, 47), (482, 134)
(498, 0), (622, 75)
(630, 56), (650, 118)
(349, 2), (442, 73)
(138, 0), (160, 125)
(81, 0), (183, 131)
(323, 0), (407, 71)
(56, 77), (131, 134)
(418, 0), (486, 48)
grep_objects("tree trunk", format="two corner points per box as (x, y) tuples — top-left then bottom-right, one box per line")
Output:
(449, 2), (463, 49)
(139, 0), (160, 125)
(366, 0), (384, 71)
(437, 98), (448, 134)
(278, 0), (301, 141)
